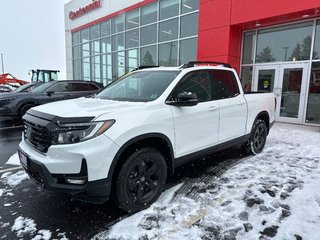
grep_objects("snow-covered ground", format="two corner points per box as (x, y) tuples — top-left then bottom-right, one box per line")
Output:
(95, 123), (320, 240)
(1, 123), (319, 240)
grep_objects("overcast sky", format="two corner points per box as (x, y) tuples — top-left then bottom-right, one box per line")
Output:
(0, 0), (69, 81)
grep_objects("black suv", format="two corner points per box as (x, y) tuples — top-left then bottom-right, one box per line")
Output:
(0, 80), (103, 121)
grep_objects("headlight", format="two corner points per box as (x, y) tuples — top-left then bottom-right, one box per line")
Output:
(52, 120), (115, 144)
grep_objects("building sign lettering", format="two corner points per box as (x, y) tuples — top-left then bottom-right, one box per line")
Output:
(69, 0), (101, 20)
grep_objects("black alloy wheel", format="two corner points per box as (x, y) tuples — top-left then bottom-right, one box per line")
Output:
(246, 119), (268, 155)
(19, 103), (35, 119)
(116, 148), (167, 213)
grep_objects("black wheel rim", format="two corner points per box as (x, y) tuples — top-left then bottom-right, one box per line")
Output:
(253, 124), (266, 151)
(127, 157), (160, 202)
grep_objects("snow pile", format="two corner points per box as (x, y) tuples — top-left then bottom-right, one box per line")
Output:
(1, 171), (29, 187)
(11, 216), (53, 240)
(6, 152), (20, 165)
(11, 216), (37, 238)
(95, 123), (320, 240)
(32, 229), (52, 240)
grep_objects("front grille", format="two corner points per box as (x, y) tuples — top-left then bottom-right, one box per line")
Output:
(24, 120), (51, 153)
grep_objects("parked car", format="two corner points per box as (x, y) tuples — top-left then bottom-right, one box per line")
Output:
(13, 83), (41, 93)
(18, 62), (276, 212)
(0, 80), (103, 121)
(0, 85), (13, 93)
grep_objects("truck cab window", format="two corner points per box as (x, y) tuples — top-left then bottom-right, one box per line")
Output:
(171, 70), (212, 102)
(210, 70), (240, 99)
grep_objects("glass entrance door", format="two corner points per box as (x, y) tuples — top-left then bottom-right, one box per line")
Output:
(254, 63), (309, 124)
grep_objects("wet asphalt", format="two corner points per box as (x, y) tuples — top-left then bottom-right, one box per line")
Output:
(0, 120), (245, 239)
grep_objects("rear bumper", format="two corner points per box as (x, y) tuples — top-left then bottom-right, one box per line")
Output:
(18, 148), (112, 203)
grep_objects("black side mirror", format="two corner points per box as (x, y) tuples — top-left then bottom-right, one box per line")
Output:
(46, 91), (54, 97)
(166, 92), (198, 106)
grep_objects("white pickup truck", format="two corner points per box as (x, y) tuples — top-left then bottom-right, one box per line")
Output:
(18, 62), (276, 212)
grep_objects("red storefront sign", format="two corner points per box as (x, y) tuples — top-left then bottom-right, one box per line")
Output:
(69, 0), (101, 20)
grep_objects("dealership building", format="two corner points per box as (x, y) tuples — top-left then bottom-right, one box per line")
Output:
(64, 0), (320, 126)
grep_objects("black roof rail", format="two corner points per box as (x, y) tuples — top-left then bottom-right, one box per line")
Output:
(180, 61), (232, 69)
(132, 65), (160, 71)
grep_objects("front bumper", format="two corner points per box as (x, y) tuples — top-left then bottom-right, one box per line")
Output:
(18, 133), (120, 203)
(18, 148), (111, 203)
(0, 107), (17, 121)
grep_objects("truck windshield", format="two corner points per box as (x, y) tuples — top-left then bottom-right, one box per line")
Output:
(96, 70), (180, 102)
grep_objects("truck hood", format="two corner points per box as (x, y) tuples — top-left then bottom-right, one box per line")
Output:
(32, 97), (146, 119)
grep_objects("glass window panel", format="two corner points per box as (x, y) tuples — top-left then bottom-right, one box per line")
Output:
(81, 28), (90, 43)
(101, 21), (111, 37)
(113, 51), (125, 79)
(240, 66), (253, 92)
(280, 68), (303, 118)
(179, 38), (197, 65)
(180, 13), (198, 38)
(101, 37), (111, 53)
(141, 3), (157, 25)
(73, 45), (81, 59)
(102, 54), (112, 85)
(141, 24), (157, 45)
(72, 31), (80, 45)
(91, 40), (100, 55)
(181, 0), (199, 14)
(159, 41), (178, 66)
(242, 31), (255, 64)
(257, 69), (275, 92)
(82, 58), (91, 81)
(90, 25), (100, 40)
(160, 0), (179, 20)
(112, 15), (124, 34)
(306, 62), (320, 124)
(126, 10), (140, 30)
(256, 22), (313, 63)
(91, 56), (101, 83)
(313, 20), (320, 60)
(112, 33), (124, 51)
(126, 29), (139, 49)
(141, 45), (157, 66)
(73, 59), (81, 80)
(159, 18), (178, 42)
(82, 43), (90, 57)
(126, 49), (139, 72)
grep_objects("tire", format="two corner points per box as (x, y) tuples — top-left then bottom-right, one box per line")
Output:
(116, 148), (167, 213)
(19, 104), (35, 119)
(245, 119), (268, 155)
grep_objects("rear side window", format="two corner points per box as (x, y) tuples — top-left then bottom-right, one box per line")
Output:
(171, 70), (212, 102)
(210, 70), (240, 100)
(69, 83), (99, 91)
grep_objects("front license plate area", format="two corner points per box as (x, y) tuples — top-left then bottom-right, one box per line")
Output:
(18, 151), (28, 167)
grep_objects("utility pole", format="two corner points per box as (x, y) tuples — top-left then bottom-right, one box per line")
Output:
(1, 53), (4, 74)
(282, 47), (289, 62)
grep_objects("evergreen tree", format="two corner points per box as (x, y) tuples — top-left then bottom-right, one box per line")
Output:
(142, 51), (155, 66)
(256, 46), (275, 62)
(289, 43), (302, 61)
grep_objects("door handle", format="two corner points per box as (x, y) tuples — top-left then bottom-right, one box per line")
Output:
(208, 106), (218, 111)
(237, 100), (245, 105)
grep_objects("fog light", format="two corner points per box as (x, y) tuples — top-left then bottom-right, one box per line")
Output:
(66, 179), (86, 185)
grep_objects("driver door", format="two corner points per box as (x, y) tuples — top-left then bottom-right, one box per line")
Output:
(168, 70), (220, 158)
